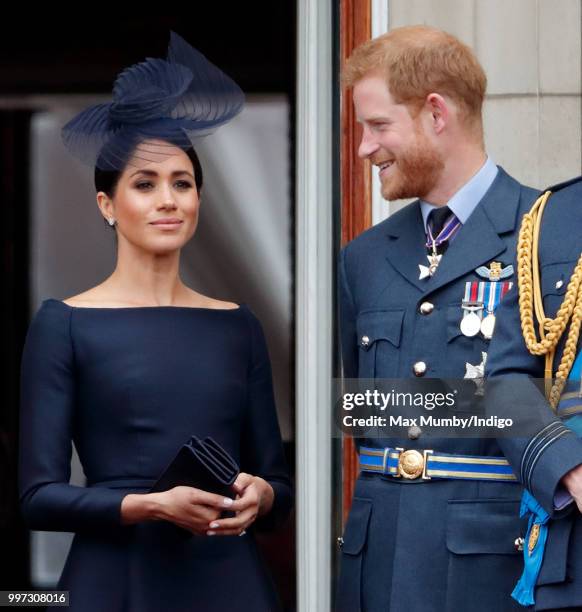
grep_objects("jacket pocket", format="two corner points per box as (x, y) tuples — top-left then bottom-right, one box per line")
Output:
(540, 260), (575, 318)
(537, 514), (575, 585)
(356, 310), (404, 379)
(336, 497), (372, 612)
(444, 499), (525, 612)
(446, 303), (465, 344)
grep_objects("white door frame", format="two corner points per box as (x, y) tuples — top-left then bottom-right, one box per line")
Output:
(296, 0), (333, 609)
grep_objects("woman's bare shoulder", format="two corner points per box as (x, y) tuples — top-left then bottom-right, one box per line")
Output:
(61, 287), (126, 308)
(183, 288), (239, 310)
(62, 287), (239, 310)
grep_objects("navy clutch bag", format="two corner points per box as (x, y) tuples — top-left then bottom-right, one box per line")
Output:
(150, 436), (239, 498)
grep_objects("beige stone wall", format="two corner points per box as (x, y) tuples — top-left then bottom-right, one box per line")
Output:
(386, 0), (582, 189)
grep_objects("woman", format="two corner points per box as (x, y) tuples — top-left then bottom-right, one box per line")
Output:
(18, 32), (292, 611)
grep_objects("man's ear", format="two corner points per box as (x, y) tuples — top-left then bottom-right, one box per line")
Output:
(425, 93), (449, 135)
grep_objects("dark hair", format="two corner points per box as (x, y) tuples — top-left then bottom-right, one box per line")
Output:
(94, 146), (204, 200)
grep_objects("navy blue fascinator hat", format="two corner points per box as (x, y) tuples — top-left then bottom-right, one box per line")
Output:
(62, 31), (245, 171)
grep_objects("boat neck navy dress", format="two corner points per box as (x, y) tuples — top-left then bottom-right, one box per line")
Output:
(19, 298), (292, 612)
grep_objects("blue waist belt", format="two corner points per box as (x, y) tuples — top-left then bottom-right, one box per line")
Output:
(359, 446), (517, 482)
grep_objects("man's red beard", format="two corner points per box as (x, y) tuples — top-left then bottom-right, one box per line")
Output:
(378, 130), (445, 201)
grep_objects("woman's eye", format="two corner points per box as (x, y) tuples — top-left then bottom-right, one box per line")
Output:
(175, 181), (193, 189)
(133, 180), (192, 190)
(135, 181), (153, 190)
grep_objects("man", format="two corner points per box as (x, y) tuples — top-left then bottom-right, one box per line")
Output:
(338, 26), (537, 611)
(486, 177), (582, 611)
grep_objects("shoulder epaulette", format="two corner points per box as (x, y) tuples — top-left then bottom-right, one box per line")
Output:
(542, 175), (582, 193)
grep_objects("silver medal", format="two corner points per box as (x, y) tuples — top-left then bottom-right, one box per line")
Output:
(419, 253), (442, 280)
(460, 311), (481, 337)
(480, 313), (496, 339)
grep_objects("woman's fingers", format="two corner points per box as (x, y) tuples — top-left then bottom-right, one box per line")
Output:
(232, 472), (253, 495)
(184, 487), (235, 510)
(228, 483), (259, 512)
(206, 506), (258, 535)
(165, 485), (259, 533)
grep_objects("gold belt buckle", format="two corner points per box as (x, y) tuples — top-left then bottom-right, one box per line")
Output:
(395, 448), (433, 480)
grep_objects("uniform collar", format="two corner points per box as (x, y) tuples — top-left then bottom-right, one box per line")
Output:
(381, 166), (524, 294)
(420, 156), (498, 232)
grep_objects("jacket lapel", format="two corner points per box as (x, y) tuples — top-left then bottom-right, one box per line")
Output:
(422, 167), (521, 295)
(381, 167), (522, 295)
(383, 202), (431, 292)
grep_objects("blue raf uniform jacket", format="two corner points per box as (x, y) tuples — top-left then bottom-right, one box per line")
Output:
(486, 175), (582, 611)
(337, 167), (538, 612)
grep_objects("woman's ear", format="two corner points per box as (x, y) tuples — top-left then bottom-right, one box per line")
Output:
(96, 191), (114, 223)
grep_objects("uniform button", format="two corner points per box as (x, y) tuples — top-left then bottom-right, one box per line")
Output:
(419, 301), (434, 315)
(361, 335), (370, 347)
(514, 537), (524, 552)
(413, 361), (427, 377)
(408, 425), (422, 440)
(555, 279), (564, 290)
(337, 536), (344, 549)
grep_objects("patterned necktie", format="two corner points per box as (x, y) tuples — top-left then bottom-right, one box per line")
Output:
(426, 206), (459, 255)
(429, 206), (451, 236)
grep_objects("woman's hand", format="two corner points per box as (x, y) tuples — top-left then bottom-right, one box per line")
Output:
(121, 486), (236, 535)
(206, 472), (274, 536)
